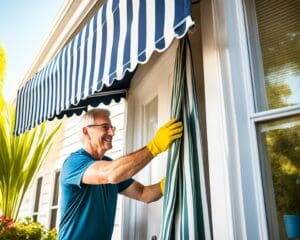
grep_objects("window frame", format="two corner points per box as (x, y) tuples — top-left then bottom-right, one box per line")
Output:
(244, 0), (300, 236)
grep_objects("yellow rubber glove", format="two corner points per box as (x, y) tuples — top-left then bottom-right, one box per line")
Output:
(160, 177), (165, 194)
(146, 118), (183, 157)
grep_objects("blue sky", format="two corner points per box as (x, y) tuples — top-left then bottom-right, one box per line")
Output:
(0, 0), (64, 101)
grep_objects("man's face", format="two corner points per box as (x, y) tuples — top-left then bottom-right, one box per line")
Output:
(86, 113), (115, 154)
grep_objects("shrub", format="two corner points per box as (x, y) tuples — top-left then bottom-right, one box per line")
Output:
(0, 215), (57, 240)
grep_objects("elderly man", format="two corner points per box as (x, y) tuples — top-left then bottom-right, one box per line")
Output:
(58, 108), (183, 240)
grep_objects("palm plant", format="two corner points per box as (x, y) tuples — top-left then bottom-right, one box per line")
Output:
(0, 43), (61, 220)
(0, 43), (6, 110)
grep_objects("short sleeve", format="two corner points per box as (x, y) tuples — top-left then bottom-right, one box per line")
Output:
(61, 153), (94, 188)
(118, 178), (134, 192)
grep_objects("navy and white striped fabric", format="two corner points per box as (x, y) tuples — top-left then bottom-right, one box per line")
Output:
(14, 0), (194, 135)
(160, 37), (211, 239)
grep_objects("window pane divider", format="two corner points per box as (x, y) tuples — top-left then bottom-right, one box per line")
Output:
(250, 105), (300, 122)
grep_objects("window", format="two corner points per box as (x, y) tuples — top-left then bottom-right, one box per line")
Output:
(246, 0), (300, 239)
(251, 0), (300, 111)
(49, 171), (60, 229)
(32, 177), (43, 222)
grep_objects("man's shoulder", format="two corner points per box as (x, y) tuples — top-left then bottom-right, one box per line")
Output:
(70, 148), (87, 157)
(63, 149), (93, 166)
(71, 148), (94, 158)
(62, 150), (112, 166)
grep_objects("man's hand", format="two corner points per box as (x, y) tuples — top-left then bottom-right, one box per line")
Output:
(146, 118), (183, 157)
(160, 177), (165, 194)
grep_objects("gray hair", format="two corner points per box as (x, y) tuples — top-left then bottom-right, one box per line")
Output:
(79, 108), (111, 143)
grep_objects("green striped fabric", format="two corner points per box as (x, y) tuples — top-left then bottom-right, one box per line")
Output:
(160, 37), (210, 240)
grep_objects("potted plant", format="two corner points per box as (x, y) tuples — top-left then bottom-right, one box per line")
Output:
(274, 164), (300, 238)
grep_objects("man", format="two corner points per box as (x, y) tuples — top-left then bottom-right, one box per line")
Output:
(58, 108), (183, 240)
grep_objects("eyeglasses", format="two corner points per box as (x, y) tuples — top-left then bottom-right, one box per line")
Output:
(87, 124), (116, 132)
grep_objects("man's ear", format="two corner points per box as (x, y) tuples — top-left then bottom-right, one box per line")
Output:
(82, 127), (89, 138)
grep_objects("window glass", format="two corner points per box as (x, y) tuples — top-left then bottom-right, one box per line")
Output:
(50, 209), (57, 229)
(255, 0), (300, 110)
(49, 171), (60, 229)
(34, 177), (43, 212)
(52, 172), (60, 206)
(33, 177), (43, 221)
(258, 115), (300, 237)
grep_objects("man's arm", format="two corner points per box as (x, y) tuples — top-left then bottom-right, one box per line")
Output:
(82, 119), (182, 185)
(120, 180), (163, 203)
(82, 147), (153, 184)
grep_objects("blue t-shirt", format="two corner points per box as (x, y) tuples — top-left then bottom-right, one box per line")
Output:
(58, 149), (134, 240)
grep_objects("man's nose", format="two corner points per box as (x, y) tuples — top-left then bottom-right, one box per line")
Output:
(108, 127), (115, 135)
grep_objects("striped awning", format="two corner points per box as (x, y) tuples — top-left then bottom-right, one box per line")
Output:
(14, 0), (194, 135)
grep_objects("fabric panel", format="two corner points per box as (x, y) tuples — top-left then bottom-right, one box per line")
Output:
(160, 37), (210, 240)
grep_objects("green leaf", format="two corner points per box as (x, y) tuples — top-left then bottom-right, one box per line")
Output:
(0, 102), (61, 220)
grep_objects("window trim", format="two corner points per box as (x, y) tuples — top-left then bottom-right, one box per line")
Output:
(250, 105), (300, 123)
